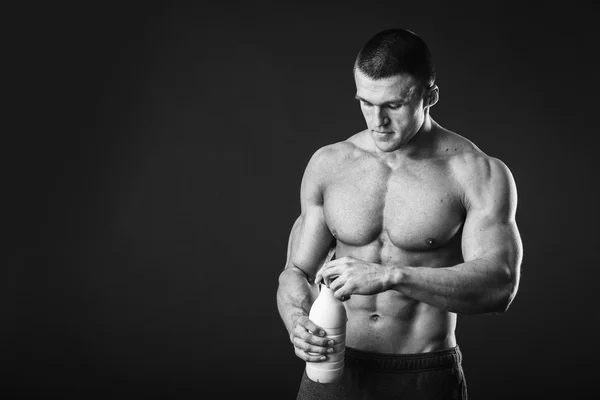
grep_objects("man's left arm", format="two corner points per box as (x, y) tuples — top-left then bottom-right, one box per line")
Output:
(318, 157), (523, 314)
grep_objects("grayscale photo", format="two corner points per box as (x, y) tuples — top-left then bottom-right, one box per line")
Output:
(7, 1), (597, 399)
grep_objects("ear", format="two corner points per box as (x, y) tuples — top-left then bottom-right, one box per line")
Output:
(425, 85), (439, 108)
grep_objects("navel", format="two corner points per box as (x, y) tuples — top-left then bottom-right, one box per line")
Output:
(370, 314), (380, 322)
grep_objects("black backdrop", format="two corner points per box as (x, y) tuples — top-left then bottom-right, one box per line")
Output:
(8, 1), (598, 399)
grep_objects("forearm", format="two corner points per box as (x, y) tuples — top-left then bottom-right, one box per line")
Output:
(390, 258), (517, 314)
(277, 266), (319, 335)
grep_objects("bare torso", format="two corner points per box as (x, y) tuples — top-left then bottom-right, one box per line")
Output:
(322, 126), (479, 353)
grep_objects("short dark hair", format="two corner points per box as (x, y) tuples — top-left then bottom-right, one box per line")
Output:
(354, 28), (436, 90)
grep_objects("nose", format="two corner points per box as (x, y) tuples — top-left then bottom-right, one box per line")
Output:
(372, 106), (389, 129)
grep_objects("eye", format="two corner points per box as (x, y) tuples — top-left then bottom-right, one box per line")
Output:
(387, 104), (402, 110)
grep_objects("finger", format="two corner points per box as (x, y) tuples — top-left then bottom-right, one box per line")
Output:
(315, 273), (337, 287)
(316, 257), (350, 284)
(294, 347), (328, 362)
(315, 262), (337, 285)
(333, 285), (352, 302)
(315, 268), (323, 285)
(321, 265), (345, 286)
(315, 264), (330, 285)
(328, 275), (344, 292)
(297, 317), (326, 338)
(295, 322), (335, 348)
(323, 270), (352, 298)
(300, 329), (336, 348)
(292, 335), (333, 355)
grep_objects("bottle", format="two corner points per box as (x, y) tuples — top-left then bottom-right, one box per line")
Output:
(306, 283), (347, 383)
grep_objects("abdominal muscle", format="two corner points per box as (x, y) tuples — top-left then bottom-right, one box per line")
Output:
(335, 242), (458, 354)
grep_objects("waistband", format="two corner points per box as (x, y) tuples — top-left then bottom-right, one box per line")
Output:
(344, 346), (462, 372)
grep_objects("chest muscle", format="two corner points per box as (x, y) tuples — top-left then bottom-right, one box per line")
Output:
(323, 161), (464, 251)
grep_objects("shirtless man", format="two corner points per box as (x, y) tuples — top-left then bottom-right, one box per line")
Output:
(276, 28), (522, 400)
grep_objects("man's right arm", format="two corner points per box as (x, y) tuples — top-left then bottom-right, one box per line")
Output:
(276, 147), (336, 362)
(277, 215), (318, 336)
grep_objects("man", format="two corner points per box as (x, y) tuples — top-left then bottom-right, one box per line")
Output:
(276, 28), (522, 400)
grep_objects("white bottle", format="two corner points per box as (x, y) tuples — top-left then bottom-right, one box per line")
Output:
(306, 284), (347, 383)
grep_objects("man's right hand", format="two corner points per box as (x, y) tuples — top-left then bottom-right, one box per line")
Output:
(290, 315), (335, 362)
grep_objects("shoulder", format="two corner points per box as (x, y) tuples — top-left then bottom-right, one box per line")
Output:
(443, 136), (517, 215)
(304, 133), (364, 174)
(434, 127), (511, 184)
(429, 126), (517, 212)
(300, 134), (362, 197)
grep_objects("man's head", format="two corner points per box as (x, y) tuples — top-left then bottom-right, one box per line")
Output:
(354, 28), (439, 152)
(354, 28), (436, 93)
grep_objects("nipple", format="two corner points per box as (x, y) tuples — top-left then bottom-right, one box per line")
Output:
(425, 237), (436, 246)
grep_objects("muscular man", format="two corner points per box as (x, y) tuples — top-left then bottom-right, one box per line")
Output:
(276, 28), (522, 400)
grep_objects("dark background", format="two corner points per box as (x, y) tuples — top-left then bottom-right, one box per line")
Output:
(7, 0), (598, 398)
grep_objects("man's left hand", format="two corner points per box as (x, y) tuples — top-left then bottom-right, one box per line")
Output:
(315, 256), (393, 301)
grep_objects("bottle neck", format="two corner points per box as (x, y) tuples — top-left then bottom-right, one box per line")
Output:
(319, 284), (336, 297)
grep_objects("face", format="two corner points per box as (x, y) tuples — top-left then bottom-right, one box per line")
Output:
(354, 69), (429, 153)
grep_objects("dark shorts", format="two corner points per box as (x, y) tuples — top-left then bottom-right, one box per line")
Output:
(297, 346), (467, 400)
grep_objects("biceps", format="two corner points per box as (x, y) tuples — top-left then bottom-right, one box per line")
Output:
(286, 216), (302, 265)
(291, 205), (334, 277)
(462, 212), (522, 268)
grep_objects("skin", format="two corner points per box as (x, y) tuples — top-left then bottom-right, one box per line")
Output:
(276, 68), (522, 362)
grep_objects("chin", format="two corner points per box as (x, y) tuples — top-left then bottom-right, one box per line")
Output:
(370, 134), (401, 152)
(371, 128), (416, 152)
(374, 141), (402, 153)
